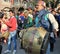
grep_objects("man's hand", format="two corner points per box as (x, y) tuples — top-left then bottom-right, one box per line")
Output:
(2, 18), (6, 24)
(53, 29), (58, 38)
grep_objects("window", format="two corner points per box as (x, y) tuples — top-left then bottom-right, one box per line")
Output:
(14, 0), (18, 3)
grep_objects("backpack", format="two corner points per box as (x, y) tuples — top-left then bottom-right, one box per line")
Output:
(40, 13), (50, 29)
(35, 9), (53, 31)
(40, 13), (53, 32)
(37, 12), (52, 31)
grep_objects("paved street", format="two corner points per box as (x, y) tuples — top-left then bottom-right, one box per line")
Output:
(1, 38), (60, 54)
(51, 38), (60, 54)
(2, 39), (26, 54)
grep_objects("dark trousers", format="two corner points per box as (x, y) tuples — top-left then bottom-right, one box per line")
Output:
(57, 23), (60, 37)
(0, 44), (2, 54)
(49, 33), (55, 52)
(50, 42), (54, 52)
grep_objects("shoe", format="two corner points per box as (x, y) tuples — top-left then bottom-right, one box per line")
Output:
(12, 50), (16, 54)
(4, 50), (11, 54)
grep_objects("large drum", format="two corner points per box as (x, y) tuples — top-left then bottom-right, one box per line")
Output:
(19, 27), (49, 54)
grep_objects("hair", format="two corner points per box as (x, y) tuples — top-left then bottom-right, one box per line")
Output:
(9, 9), (15, 14)
(18, 7), (24, 12)
(9, 9), (15, 16)
(51, 9), (56, 12)
(57, 8), (60, 13)
(0, 12), (4, 19)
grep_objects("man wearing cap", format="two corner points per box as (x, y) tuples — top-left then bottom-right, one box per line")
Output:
(36, 0), (58, 54)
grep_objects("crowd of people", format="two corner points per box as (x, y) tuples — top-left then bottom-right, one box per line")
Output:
(0, 0), (60, 54)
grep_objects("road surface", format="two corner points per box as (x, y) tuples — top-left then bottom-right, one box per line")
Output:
(1, 38), (60, 54)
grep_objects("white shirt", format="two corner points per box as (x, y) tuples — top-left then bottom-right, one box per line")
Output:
(48, 13), (58, 31)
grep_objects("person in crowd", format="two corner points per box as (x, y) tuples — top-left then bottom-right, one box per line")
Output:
(51, 9), (59, 36)
(57, 4), (60, 10)
(32, 5), (39, 25)
(36, 0), (58, 54)
(57, 8), (60, 37)
(33, 5), (39, 17)
(51, 9), (58, 20)
(0, 12), (9, 43)
(18, 9), (25, 30)
(16, 13), (19, 20)
(24, 10), (33, 28)
(28, 8), (34, 26)
(3, 9), (17, 54)
(23, 10), (29, 28)
(1, 13), (8, 34)
(17, 7), (25, 38)
(0, 12), (4, 54)
(1, 12), (9, 43)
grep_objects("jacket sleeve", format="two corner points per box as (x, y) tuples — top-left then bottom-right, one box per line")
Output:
(5, 18), (16, 28)
(5, 20), (13, 28)
(48, 13), (58, 31)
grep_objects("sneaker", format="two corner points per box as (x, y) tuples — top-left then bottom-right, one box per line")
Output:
(4, 50), (11, 54)
(12, 50), (16, 54)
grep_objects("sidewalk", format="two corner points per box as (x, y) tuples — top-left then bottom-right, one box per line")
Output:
(51, 38), (60, 54)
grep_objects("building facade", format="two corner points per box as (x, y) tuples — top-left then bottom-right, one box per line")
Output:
(0, 0), (11, 11)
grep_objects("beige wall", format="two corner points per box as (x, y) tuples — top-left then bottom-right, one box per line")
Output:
(0, 0), (11, 11)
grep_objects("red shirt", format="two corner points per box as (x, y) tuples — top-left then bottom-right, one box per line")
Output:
(5, 16), (17, 32)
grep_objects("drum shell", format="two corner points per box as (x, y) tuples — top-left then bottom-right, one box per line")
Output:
(19, 27), (49, 54)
